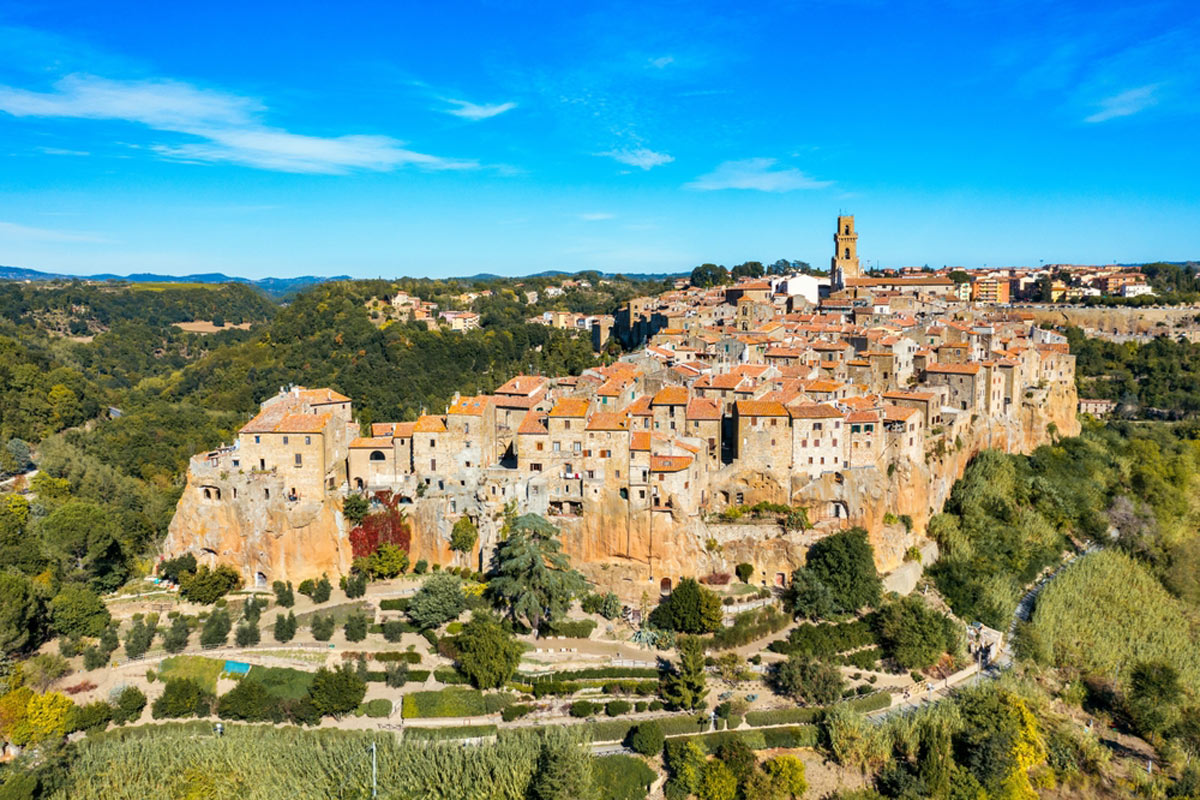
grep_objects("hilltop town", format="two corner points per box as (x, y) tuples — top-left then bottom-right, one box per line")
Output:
(165, 217), (1079, 597)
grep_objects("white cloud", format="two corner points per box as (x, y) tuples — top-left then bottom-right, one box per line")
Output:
(649, 56), (674, 69)
(441, 98), (517, 120)
(598, 147), (674, 170)
(37, 146), (90, 156)
(685, 158), (832, 192)
(0, 220), (112, 243)
(0, 73), (476, 174)
(1084, 83), (1161, 123)
(578, 212), (614, 221)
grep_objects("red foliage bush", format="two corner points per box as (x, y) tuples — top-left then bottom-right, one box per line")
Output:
(64, 681), (97, 695)
(700, 572), (732, 586)
(348, 490), (412, 560)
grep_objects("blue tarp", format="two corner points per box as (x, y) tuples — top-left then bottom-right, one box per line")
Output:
(223, 660), (251, 675)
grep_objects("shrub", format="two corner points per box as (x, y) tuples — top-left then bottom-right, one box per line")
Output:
(158, 553), (197, 583)
(69, 700), (113, 733)
(649, 578), (723, 634)
(381, 620), (413, 642)
(379, 598), (410, 612)
(592, 754), (656, 800)
(341, 572), (368, 599)
(699, 572), (732, 586)
(50, 584), (111, 639)
(407, 573), (466, 629)
(706, 606), (790, 651)
(361, 699), (392, 718)
(605, 700), (632, 717)
(581, 592), (622, 619)
(570, 700), (597, 717)
(735, 563), (753, 583)
(151, 678), (213, 719)
(502, 703), (533, 722)
(162, 616), (191, 654)
(82, 646), (108, 671)
(771, 654), (845, 705)
(629, 721), (664, 756)
(413, 560), (428, 574)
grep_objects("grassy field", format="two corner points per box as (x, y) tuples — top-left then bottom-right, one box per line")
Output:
(247, 665), (315, 700)
(157, 656), (226, 692)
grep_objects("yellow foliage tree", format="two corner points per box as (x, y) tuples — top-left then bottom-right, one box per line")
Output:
(996, 696), (1049, 800)
(0, 687), (33, 744)
(23, 691), (74, 744)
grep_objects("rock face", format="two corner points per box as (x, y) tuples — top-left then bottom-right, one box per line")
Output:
(166, 383), (1078, 599)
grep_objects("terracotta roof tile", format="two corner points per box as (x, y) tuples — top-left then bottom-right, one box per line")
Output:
(350, 436), (394, 449)
(517, 410), (548, 435)
(630, 432), (651, 451)
(275, 413), (332, 434)
(447, 394), (492, 415)
(846, 411), (880, 423)
(586, 412), (629, 431)
(650, 455), (692, 472)
(549, 398), (590, 417)
(652, 385), (689, 405)
(298, 387), (351, 404)
(414, 415), (447, 433)
(736, 400), (788, 417)
(685, 397), (722, 420)
(926, 363), (981, 376)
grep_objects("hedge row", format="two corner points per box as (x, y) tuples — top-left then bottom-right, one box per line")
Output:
(844, 692), (891, 714)
(404, 724), (497, 741)
(433, 667), (470, 685)
(342, 651), (421, 664)
(523, 667), (659, 682)
(668, 725), (819, 752)
(745, 707), (819, 727)
(767, 619), (876, 658)
(401, 688), (485, 718)
(379, 598), (410, 611)
(585, 719), (637, 743)
(540, 619), (597, 638)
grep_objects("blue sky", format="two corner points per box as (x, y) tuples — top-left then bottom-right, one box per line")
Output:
(1, 1), (1198, 278)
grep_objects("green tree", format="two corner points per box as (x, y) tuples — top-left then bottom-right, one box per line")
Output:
(731, 261), (765, 281)
(786, 566), (836, 620)
(660, 635), (708, 710)
(874, 595), (960, 670)
(771, 653), (844, 705)
(111, 686), (146, 725)
(199, 608), (231, 648)
(235, 620), (260, 647)
(0, 572), (40, 655)
(343, 612), (368, 643)
(272, 580), (294, 608)
(23, 653), (71, 691)
(343, 494), (369, 526)
(309, 664), (366, 718)
(450, 516), (479, 558)
(699, 760), (738, 800)
(805, 528), (881, 614)
(649, 577), (722, 634)
(273, 611), (297, 643)
(161, 615), (191, 654)
(151, 678), (213, 719)
(407, 573), (466, 629)
(310, 613), (335, 642)
(455, 614), (523, 689)
(39, 501), (128, 592)
(486, 515), (587, 630)
(763, 755), (807, 799)
(365, 543), (408, 579)
(530, 734), (594, 800)
(49, 584), (110, 639)
(179, 564), (242, 604)
(216, 678), (278, 722)
(1128, 660), (1182, 736)
(735, 563), (753, 583)
(714, 737), (755, 786)
(691, 264), (730, 288)
(629, 720), (664, 756)
(123, 618), (154, 658)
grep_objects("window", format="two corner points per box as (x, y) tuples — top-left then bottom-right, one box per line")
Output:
(294, 454), (302, 466)
(305, 436), (311, 445)
(464, 423), (470, 435)
(430, 459), (436, 470)
(573, 442), (581, 453)
(736, 492), (744, 504)
(450, 500), (456, 512)
(283, 436), (289, 445)
(615, 469), (621, 478)
(254, 435), (261, 444)
(536, 442), (544, 451)
(369, 450), (386, 461)
(639, 489), (646, 499)
(844, 247), (850, 259)
(264, 489), (270, 499)
(531, 463), (542, 472)
(586, 470), (594, 479)
(232, 459), (239, 467)
(564, 420), (571, 430)
(429, 438), (436, 448)
(553, 442), (561, 452)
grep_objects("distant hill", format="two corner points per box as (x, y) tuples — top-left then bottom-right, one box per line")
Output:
(0, 265), (348, 298)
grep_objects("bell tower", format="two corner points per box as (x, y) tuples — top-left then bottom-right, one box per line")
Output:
(831, 215), (860, 290)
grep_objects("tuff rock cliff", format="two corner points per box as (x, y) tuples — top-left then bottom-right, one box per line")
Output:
(164, 382), (1078, 597)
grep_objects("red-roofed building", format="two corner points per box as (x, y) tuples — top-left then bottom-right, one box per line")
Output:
(734, 400), (791, 480)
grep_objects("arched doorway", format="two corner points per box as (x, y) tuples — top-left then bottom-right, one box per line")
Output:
(659, 577), (672, 595)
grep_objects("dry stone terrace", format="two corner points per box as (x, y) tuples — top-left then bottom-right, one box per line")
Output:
(166, 218), (1079, 596)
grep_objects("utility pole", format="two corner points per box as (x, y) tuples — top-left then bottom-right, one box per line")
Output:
(371, 741), (378, 798)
